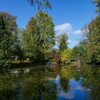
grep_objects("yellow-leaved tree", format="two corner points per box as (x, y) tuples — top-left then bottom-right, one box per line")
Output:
(61, 49), (73, 64)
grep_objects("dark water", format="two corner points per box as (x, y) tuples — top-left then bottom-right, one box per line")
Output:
(0, 66), (100, 100)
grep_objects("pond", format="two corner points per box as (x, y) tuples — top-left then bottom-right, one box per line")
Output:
(0, 65), (100, 100)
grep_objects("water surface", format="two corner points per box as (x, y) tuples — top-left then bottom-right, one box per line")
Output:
(0, 66), (100, 100)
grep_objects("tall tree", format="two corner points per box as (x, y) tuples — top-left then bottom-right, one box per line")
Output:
(77, 0), (100, 64)
(58, 33), (68, 52)
(35, 12), (55, 61)
(85, 16), (100, 64)
(22, 12), (55, 63)
(22, 17), (39, 62)
(0, 12), (17, 67)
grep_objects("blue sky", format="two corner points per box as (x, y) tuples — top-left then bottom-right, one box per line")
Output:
(0, 0), (96, 48)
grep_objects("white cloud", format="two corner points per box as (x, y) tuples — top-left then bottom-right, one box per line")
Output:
(73, 29), (83, 35)
(59, 92), (74, 99)
(54, 23), (72, 35)
(54, 22), (83, 48)
(68, 39), (71, 43)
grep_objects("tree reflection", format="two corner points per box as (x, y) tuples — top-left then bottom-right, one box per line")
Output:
(59, 67), (74, 93)
(21, 67), (57, 100)
(0, 74), (17, 100)
(0, 66), (100, 100)
(78, 67), (100, 100)
(21, 80), (57, 100)
(60, 77), (69, 93)
(0, 67), (57, 100)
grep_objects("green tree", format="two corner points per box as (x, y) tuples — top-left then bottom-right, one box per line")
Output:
(77, 0), (100, 64)
(83, 16), (100, 64)
(22, 17), (39, 62)
(35, 12), (55, 62)
(11, 43), (23, 60)
(22, 12), (55, 63)
(94, 0), (100, 14)
(58, 33), (68, 52)
(0, 12), (17, 67)
(27, 0), (51, 10)
(72, 40), (88, 63)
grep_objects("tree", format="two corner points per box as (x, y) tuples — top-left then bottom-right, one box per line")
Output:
(94, 0), (100, 14)
(21, 17), (39, 62)
(54, 50), (60, 65)
(72, 40), (88, 63)
(22, 12), (55, 64)
(61, 49), (73, 64)
(35, 12), (55, 61)
(77, 0), (100, 64)
(27, 0), (51, 10)
(0, 12), (17, 67)
(89, 16), (100, 64)
(83, 16), (100, 64)
(11, 44), (23, 60)
(57, 33), (68, 52)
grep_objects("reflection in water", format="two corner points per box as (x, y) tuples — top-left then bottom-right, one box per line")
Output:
(60, 78), (69, 93)
(22, 80), (57, 100)
(0, 66), (100, 100)
(0, 74), (17, 100)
